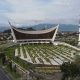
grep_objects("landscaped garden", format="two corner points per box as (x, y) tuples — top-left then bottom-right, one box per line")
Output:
(1, 42), (80, 79)
(11, 44), (80, 65)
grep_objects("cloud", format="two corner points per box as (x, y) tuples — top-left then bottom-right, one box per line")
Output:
(0, 0), (80, 25)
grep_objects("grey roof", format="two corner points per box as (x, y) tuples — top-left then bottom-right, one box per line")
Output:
(11, 25), (59, 34)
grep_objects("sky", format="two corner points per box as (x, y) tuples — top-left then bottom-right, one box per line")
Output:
(0, 0), (80, 26)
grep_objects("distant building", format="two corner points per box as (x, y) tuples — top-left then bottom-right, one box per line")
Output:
(0, 33), (7, 41)
(78, 21), (80, 46)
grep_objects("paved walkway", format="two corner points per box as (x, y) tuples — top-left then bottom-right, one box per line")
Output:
(0, 66), (12, 80)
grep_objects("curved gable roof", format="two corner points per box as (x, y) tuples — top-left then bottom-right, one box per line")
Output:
(10, 24), (59, 41)
(11, 25), (58, 34)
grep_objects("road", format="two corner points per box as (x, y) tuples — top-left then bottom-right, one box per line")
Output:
(0, 66), (12, 80)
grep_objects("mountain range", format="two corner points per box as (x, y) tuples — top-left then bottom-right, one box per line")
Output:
(0, 24), (79, 32)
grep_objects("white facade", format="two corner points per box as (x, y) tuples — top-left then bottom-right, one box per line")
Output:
(78, 24), (80, 46)
(9, 22), (17, 43)
(52, 24), (59, 42)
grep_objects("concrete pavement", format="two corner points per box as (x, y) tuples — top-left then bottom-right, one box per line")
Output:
(0, 66), (12, 80)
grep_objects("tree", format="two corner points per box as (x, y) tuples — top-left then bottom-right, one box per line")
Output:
(60, 62), (80, 80)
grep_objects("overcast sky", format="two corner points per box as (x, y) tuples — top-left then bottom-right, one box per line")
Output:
(0, 0), (80, 26)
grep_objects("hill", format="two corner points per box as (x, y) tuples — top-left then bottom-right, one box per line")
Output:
(1, 24), (79, 33)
